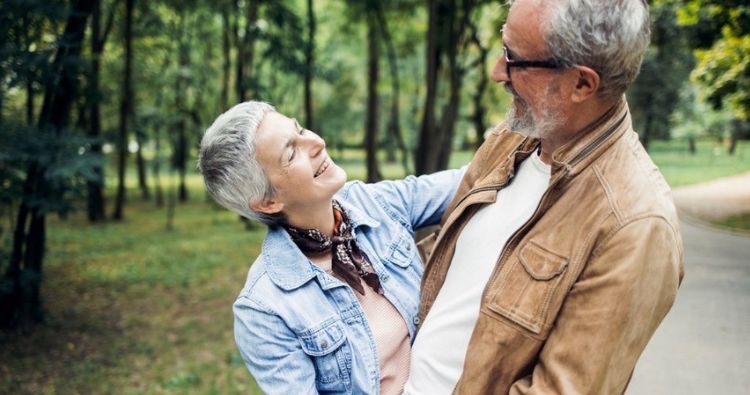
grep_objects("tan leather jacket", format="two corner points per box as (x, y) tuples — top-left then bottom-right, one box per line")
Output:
(417, 100), (685, 394)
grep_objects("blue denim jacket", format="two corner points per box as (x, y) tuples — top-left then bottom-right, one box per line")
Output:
(233, 168), (463, 394)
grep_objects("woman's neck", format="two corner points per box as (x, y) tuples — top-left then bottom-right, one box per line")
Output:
(284, 199), (336, 237)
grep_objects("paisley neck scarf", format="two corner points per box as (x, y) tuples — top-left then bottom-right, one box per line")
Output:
(285, 200), (383, 295)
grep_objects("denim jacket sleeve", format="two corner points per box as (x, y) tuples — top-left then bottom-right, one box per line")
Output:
(365, 166), (467, 231)
(234, 298), (319, 395)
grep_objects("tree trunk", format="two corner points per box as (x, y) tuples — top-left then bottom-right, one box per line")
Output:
(415, 0), (473, 174)
(415, 0), (440, 175)
(374, 1), (409, 173)
(688, 136), (696, 155)
(87, 0), (114, 222)
(728, 119), (740, 155)
(175, 19), (190, 203)
(221, 4), (231, 110)
(135, 128), (149, 200)
(233, 1), (244, 102)
(641, 112), (652, 151)
(113, 0), (135, 220)
(1, 0), (94, 330)
(468, 20), (488, 150)
(304, 0), (315, 131)
(365, 16), (381, 183)
(26, 80), (34, 126)
(235, 0), (259, 102)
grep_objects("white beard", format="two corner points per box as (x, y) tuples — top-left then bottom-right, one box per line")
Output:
(505, 86), (564, 140)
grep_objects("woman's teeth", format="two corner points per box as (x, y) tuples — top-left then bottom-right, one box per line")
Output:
(314, 159), (329, 177)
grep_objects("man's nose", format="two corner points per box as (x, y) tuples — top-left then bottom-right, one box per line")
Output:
(491, 56), (509, 83)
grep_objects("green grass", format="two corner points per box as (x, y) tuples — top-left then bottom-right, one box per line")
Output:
(0, 138), (748, 394)
(713, 212), (750, 232)
(647, 139), (750, 187)
(0, 197), (266, 395)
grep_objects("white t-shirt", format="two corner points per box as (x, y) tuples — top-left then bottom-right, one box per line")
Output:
(404, 151), (551, 394)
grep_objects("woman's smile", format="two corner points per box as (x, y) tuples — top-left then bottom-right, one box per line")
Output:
(314, 157), (331, 178)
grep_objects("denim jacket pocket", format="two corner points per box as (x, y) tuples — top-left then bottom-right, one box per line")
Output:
(387, 231), (417, 268)
(486, 241), (569, 335)
(299, 317), (350, 390)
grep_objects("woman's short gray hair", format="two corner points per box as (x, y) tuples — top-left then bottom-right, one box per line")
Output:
(197, 101), (282, 225)
(542, 0), (651, 99)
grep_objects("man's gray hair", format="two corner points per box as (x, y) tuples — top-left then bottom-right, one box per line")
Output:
(541, 0), (651, 99)
(197, 101), (281, 225)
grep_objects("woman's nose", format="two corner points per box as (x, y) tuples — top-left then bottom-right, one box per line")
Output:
(304, 131), (325, 156)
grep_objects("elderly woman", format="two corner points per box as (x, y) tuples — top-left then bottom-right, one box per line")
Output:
(197, 101), (463, 394)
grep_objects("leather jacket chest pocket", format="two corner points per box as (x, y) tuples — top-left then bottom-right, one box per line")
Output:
(299, 318), (350, 392)
(486, 241), (569, 335)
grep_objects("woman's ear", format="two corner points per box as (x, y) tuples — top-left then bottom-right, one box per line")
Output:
(571, 65), (600, 103)
(250, 198), (284, 215)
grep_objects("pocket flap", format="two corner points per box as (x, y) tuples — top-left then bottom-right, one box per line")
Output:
(387, 233), (416, 268)
(519, 242), (568, 281)
(299, 318), (347, 357)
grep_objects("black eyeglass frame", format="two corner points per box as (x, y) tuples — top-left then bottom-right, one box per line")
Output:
(503, 45), (566, 78)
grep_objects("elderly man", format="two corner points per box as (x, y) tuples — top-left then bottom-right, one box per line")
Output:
(405, 0), (684, 394)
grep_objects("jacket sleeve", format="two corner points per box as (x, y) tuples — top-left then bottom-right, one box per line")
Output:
(509, 216), (684, 394)
(367, 166), (467, 232)
(234, 298), (319, 395)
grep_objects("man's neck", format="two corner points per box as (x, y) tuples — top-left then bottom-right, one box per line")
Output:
(538, 97), (619, 164)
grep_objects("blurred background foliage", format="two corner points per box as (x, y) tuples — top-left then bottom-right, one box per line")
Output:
(0, 0), (749, 393)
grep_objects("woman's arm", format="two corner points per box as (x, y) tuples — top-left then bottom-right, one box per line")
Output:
(366, 166), (468, 231)
(234, 299), (319, 395)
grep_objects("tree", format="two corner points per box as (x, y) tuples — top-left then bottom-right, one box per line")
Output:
(364, 10), (381, 182)
(234, 0), (259, 102)
(1, 0), (96, 329)
(87, 0), (117, 221)
(678, 1), (750, 153)
(415, 0), (479, 174)
(112, 0), (134, 219)
(304, 0), (316, 131)
(373, 1), (410, 172)
(628, 1), (692, 150)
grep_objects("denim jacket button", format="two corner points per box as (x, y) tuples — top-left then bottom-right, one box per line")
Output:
(413, 316), (420, 325)
(321, 340), (328, 349)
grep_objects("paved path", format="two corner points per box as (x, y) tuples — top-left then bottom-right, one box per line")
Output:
(626, 175), (750, 395)
(672, 171), (750, 222)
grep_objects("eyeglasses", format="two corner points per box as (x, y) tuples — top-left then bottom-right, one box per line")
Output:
(503, 45), (565, 79)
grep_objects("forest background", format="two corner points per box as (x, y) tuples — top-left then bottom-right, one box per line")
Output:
(1, 0), (749, 393)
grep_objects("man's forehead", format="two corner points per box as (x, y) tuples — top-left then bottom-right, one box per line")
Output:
(503, 0), (549, 53)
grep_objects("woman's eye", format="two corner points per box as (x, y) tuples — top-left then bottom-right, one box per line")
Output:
(299, 128), (306, 135)
(288, 148), (296, 162)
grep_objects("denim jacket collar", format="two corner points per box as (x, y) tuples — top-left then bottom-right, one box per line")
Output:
(262, 198), (381, 291)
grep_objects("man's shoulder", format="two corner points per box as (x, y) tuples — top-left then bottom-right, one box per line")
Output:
(589, 131), (678, 227)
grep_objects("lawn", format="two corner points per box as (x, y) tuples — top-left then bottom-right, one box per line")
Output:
(648, 139), (750, 187)
(0, 200), (266, 394)
(713, 212), (750, 233)
(0, 138), (748, 394)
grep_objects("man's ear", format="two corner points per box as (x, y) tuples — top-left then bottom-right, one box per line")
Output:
(250, 198), (284, 215)
(570, 65), (600, 103)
